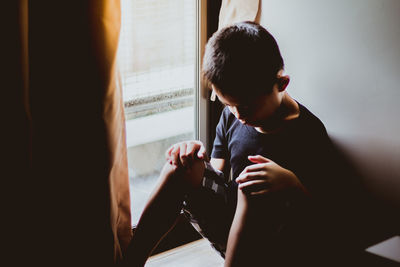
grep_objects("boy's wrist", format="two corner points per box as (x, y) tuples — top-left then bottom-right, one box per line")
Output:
(204, 161), (226, 185)
(289, 171), (311, 197)
(295, 180), (311, 197)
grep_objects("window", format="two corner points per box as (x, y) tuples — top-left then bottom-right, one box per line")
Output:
(118, 0), (199, 225)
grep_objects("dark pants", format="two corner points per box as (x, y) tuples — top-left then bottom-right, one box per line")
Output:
(181, 163), (326, 266)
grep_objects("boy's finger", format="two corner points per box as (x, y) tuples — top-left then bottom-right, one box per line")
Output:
(171, 145), (180, 165)
(248, 155), (270, 163)
(179, 142), (188, 166)
(165, 145), (174, 160)
(197, 145), (208, 161)
(242, 163), (267, 173)
(236, 171), (267, 183)
(249, 189), (271, 196)
(185, 142), (198, 159)
(238, 180), (270, 193)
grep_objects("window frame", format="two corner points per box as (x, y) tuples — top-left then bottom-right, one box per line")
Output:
(196, 0), (210, 150)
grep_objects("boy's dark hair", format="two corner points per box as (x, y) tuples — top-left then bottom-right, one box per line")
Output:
(202, 21), (284, 98)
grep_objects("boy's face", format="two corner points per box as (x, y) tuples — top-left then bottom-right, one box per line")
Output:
(213, 83), (284, 127)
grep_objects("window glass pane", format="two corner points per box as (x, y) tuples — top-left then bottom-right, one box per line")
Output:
(118, 0), (196, 225)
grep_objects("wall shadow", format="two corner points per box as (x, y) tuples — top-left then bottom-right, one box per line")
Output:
(327, 136), (399, 264)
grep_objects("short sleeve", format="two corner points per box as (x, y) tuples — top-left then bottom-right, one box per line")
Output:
(211, 108), (229, 159)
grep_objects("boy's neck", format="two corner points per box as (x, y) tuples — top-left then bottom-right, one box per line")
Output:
(255, 93), (300, 134)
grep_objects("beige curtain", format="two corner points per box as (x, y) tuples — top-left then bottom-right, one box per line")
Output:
(218, 0), (261, 29)
(6, 0), (132, 265)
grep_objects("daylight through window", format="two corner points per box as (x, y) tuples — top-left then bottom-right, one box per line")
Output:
(117, 0), (197, 225)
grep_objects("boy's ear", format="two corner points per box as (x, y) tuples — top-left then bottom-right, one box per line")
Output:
(210, 84), (217, 101)
(277, 75), (290, 92)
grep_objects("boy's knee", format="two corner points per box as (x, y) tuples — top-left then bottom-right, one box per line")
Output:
(159, 160), (205, 189)
(181, 159), (205, 188)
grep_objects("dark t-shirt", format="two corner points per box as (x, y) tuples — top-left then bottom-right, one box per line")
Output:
(210, 103), (357, 263)
(211, 102), (336, 201)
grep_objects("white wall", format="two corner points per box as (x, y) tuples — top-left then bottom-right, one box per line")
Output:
(259, 0), (400, 207)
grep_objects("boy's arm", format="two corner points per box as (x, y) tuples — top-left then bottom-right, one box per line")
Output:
(210, 158), (225, 171)
(236, 155), (310, 197)
(210, 158), (231, 180)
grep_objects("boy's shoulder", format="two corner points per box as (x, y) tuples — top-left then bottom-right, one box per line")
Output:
(220, 106), (239, 127)
(220, 102), (327, 133)
(296, 102), (328, 137)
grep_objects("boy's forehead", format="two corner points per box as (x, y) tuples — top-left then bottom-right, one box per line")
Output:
(211, 84), (272, 104)
(213, 89), (256, 106)
(211, 85), (240, 101)
(211, 85), (236, 103)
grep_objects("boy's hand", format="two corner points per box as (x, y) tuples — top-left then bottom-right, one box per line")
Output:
(165, 140), (209, 167)
(236, 155), (303, 196)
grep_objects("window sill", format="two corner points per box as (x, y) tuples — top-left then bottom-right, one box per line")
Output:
(125, 106), (194, 147)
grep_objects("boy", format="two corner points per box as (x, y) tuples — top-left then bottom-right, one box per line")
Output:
(125, 21), (341, 266)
